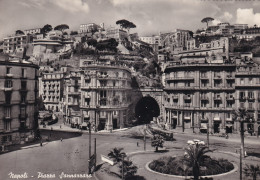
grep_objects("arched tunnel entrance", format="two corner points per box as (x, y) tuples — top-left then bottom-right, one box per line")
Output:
(135, 96), (160, 124)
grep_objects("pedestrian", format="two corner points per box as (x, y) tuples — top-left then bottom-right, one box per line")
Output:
(60, 125), (62, 129)
(137, 142), (139, 147)
(40, 140), (42, 146)
(60, 138), (63, 142)
(51, 127), (53, 131)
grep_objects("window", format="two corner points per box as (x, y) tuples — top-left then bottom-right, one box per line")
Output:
(6, 67), (11, 74)
(113, 81), (116, 87)
(227, 101), (233, 108)
(240, 102), (245, 108)
(21, 95), (26, 103)
(241, 78), (244, 85)
(248, 91), (254, 99)
(4, 122), (11, 131)
(249, 103), (253, 109)
(22, 68), (26, 78)
(185, 82), (190, 87)
(21, 81), (27, 90)
(20, 106), (26, 116)
(4, 107), (11, 118)
(249, 78), (253, 85)
(239, 91), (245, 99)
(201, 72), (207, 78)
(5, 80), (12, 88)
(214, 101), (220, 108)
(201, 101), (207, 107)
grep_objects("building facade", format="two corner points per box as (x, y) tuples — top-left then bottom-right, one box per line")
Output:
(0, 59), (39, 146)
(79, 58), (132, 131)
(163, 58), (260, 135)
(39, 72), (64, 112)
(3, 35), (32, 54)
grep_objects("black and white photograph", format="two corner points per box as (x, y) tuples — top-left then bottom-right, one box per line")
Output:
(0, 0), (260, 179)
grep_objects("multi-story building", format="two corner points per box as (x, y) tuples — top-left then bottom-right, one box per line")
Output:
(235, 58), (260, 135)
(206, 23), (248, 36)
(0, 56), (39, 146)
(79, 57), (132, 131)
(63, 70), (81, 126)
(106, 27), (128, 42)
(39, 72), (64, 112)
(163, 57), (260, 135)
(3, 34), (32, 54)
(78, 23), (102, 34)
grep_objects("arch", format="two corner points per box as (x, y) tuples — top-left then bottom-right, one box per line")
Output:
(135, 96), (160, 124)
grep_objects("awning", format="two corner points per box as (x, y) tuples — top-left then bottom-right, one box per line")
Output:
(184, 117), (191, 120)
(200, 123), (207, 129)
(226, 124), (233, 128)
(213, 117), (221, 121)
(80, 122), (89, 127)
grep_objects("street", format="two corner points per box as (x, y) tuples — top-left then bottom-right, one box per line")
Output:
(0, 125), (259, 180)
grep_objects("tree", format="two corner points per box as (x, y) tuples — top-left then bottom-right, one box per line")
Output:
(232, 108), (252, 158)
(41, 24), (53, 36)
(244, 164), (260, 180)
(15, 30), (24, 35)
(151, 135), (164, 152)
(107, 147), (126, 164)
(87, 38), (97, 47)
(183, 143), (212, 180)
(116, 19), (136, 33)
(54, 24), (69, 33)
(201, 17), (214, 28)
(119, 159), (138, 180)
(70, 31), (78, 35)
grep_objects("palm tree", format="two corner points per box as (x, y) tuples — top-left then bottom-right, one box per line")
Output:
(107, 147), (126, 164)
(183, 143), (212, 180)
(244, 164), (260, 180)
(232, 108), (252, 158)
(119, 158), (138, 180)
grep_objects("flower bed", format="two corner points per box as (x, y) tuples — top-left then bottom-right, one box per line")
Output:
(149, 156), (234, 176)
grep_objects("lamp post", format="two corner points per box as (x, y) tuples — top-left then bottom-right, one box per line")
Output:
(88, 122), (91, 175)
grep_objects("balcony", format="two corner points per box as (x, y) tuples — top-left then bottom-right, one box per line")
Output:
(166, 76), (194, 81)
(4, 87), (13, 91)
(226, 75), (235, 81)
(68, 91), (81, 96)
(247, 97), (255, 101)
(239, 97), (246, 101)
(68, 102), (79, 106)
(3, 116), (12, 121)
(247, 107), (255, 111)
(172, 95), (178, 100)
(201, 96), (209, 101)
(213, 76), (222, 80)
(183, 95), (191, 100)
(213, 96), (222, 101)
(5, 73), (13, 78)
(226, 96), (235, 101)
(19, 114), (28, 120)
(200, 76), (209, 80)
(200, 118), (208, 123)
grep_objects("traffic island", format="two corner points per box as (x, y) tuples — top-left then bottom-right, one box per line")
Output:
(146, 156), (238, 179)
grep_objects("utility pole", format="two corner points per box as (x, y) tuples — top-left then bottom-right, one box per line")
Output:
(240, 148), (242, 180)
(88, 123), (91, 175)
(207, 123), (209, 148)
(94, 138), (96, 171)
(122, 156), (124, 180)
(144, 124), (146, 151)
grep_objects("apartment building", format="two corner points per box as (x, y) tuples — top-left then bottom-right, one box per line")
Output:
(63, 70), (81, 127)
(39, 72), (64, 112)
(3, 34), (32, 54)
(0, 57), (39, 146)
(79, 57), (132, 131)
(163, 57), (260, 135)
(106, 27), (128, 42)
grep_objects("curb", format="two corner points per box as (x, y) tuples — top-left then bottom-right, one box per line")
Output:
(145, 159), (238, 179)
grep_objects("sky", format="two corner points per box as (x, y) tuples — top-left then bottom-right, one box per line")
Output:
(1, 0), (260, 39)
